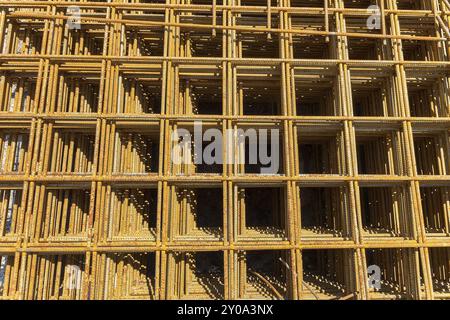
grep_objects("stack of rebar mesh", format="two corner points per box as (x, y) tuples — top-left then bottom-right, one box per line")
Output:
(0, 0), (449, 300)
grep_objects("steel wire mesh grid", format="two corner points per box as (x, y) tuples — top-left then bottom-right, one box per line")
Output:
(0, 0), (449, 300)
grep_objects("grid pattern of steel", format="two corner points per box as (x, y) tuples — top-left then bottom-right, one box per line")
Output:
(0, 0), (449, 300)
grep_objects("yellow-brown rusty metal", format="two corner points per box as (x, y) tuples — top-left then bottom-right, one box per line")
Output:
(0, 0), (449, 300)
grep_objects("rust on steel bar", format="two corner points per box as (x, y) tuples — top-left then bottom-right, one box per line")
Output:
(6, 11), (450, 41)
(0, 0), (449, 301)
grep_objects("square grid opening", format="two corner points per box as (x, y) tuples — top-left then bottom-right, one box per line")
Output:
(365, 248), (416, 300)
(428, 248), (450, 297)
(297, 126), (347, 175)
(359, 184), (412, 239)
(413, 131), (450, 175)
(0, 188), (23, 238)
(351, 76), (398, 117)
(107, 186), (158, 241)
(177, 79), (222, 115)
(301, 249), (356, 300)
(169, 251), (224, 299)
(171, 125), (223, 175)
(26, 254), (85, 300)
(124, 27), (164, 57)
(419, 186), (450, 237)
(238, 80), (282, 116)
(45, 128), (95, 174)
(0, 129), (29, 173)
(0, 73), (36, 112)
(34, 187), (91, 241)
(169, 186), (223, 241)
(238, 250), (290, 300)
(0, 254), (17, 298)
(408, 78), (450, 118)
(117, 75), (162, 114)
(101, 252), (156, 300)
(298, 184), (352, 239)
(50, 71), (100, 113)
(295, 75), (340, 116)
(236, 186), (287, 240)
(355, 128), (406, 175)
(3, 19), (44, 54)
(112, 129), (160, 174)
